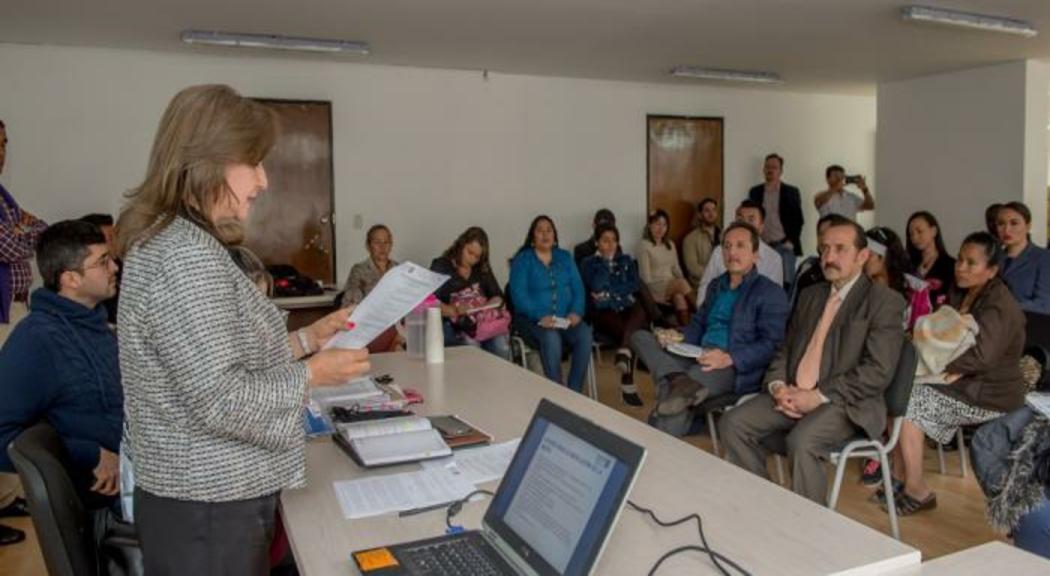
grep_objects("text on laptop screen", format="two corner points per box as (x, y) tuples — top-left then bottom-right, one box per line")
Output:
(488, 417), (630, 575)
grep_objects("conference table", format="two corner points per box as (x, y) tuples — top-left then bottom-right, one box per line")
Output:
(886, 541), (1050, 575)
(281, 347), (921, 575)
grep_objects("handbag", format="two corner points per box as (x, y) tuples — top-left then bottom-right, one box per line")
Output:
(450, 284), (510, 342)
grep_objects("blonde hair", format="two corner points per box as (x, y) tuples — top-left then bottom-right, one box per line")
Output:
(115, 84), (277, 256)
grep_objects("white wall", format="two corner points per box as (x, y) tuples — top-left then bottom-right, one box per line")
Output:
(876, 60), (1048, 252)
(0, 43), (876, 283)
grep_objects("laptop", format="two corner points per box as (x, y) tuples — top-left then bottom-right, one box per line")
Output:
(352, 399), (646, 576)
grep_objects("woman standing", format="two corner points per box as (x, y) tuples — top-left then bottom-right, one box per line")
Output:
(996, 201), (1050, 315)
(638, 209), (693, 326)
(431, 226), (511, 361)
(509, 215), (593, 393)
(906, 211), (955, 309)
(116, 85), (369, 574)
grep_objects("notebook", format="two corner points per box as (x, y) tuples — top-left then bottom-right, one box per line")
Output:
(334, 415), (493, 468)
(335, 416), (452, 468)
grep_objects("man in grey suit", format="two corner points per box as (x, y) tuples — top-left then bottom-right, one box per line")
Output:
(720, 215), (906, 504)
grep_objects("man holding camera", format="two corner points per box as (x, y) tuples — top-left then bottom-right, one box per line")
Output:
(814, 164), (874, 220)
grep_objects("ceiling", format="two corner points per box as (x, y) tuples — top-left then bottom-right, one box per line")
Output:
(4, 0), (1050, 94)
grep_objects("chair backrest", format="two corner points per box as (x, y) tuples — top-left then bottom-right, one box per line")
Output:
(884, 340), (918, 418)
(7, 423), (97, 576)
(1025, 311), (1050, 351)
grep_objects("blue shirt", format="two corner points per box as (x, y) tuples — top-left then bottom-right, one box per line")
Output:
(700, 277), (739, 351)
(509, 247), (586, 320)
(580, 252), (639, 312)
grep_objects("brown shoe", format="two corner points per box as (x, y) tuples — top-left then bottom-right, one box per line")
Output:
(656, 374), (709, 416)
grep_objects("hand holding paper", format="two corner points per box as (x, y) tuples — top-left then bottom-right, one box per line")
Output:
(325, 262), (449, 350)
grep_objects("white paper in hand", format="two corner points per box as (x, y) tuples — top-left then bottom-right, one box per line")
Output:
(325, 262), (449, 350)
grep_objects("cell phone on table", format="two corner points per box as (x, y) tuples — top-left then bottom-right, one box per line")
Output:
(429, 415), (474, 438)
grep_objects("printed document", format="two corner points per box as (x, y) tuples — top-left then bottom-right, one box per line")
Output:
(333, 467), (475, 520)
(325, 262), (448, 350)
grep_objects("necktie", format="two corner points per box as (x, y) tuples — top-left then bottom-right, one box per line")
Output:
(795, 291), (842, 390)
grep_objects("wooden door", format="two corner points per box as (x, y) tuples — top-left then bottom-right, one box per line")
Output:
(244, 99), (336, 285)
(647, 116), (723, 247)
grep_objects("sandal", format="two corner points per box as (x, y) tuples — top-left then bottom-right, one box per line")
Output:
(885, 491), (937, 516)
(869, 479), (904, 505)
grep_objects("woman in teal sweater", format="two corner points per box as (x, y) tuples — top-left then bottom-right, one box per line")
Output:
(509, 215), (593, 392)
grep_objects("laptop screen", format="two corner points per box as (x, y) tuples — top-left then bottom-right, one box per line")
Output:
(484, 400), (645, 576)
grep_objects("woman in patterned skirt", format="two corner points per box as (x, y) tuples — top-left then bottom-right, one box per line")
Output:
(885, 232), (1026, 516)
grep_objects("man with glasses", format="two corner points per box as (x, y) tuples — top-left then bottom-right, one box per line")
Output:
(0, 220), (124, 534)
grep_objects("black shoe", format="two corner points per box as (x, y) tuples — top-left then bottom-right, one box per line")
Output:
(614, 349), (632, 374)
(860, 459), (883, 487)
(0, 497), (29, 519)
(0, 524), (25, 546)
(620, 373), (642, 406)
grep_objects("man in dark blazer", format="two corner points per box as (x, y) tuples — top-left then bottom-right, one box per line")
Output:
(719, 216), (906, 504)
(748, 153), (803, 286)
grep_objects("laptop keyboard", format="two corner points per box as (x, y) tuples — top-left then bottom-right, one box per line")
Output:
(401, 536), (506, 575)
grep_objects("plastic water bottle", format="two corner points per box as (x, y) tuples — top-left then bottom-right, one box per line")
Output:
(406, 295), (438, 358)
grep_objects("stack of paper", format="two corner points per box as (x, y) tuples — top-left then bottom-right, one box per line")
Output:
(333, 439), (522, 520)
(422, 439), (521, 485)
(334, 467), (476, 520)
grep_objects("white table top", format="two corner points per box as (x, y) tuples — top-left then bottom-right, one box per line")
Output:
(280, 347), (921, 576)
(272, 290), (338, 310)
(887, 542), (1050, 575)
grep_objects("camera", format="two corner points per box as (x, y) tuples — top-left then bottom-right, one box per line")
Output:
(845, 174), (862, 185)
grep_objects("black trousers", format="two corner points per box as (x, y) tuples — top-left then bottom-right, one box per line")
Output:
(134, 487), (277, 575)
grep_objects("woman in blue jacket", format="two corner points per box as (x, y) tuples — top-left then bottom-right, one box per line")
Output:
(509, 215), (593, 392)
(580, 223), (650, 405)
(996, 201), (1050, 315)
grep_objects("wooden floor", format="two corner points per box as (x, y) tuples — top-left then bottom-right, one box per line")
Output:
(0, 358), (1006, 574)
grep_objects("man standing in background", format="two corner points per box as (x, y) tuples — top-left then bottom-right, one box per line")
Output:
(0, 120), (48, 546)
(0, 119), (48, 346)
(748, 153), (803, 288)
(814, 165), (874, 220)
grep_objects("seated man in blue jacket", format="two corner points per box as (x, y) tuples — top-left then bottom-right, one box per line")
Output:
(0, 220), (122, 510)
(631, 222), (789, 418)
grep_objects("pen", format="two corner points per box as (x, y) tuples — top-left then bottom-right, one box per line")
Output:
(398, 500), (453, 518)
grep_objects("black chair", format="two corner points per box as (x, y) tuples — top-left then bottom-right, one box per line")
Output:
(7, 423), (140, 576)
(759, 340), (917, 540)
(1023, 312), (1050, 391)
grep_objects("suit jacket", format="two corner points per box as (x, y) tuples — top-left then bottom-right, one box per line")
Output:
(749, 182), (804, 255)
(765, 275), (906, 439)
(1001, 243), (1050, 315)
(940, 278), (1026, 413)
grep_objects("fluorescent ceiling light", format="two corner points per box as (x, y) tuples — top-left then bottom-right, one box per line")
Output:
(901, 5), (1037, 37)
(181, 30), (371, 54)
(670, 66), (782, 84)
